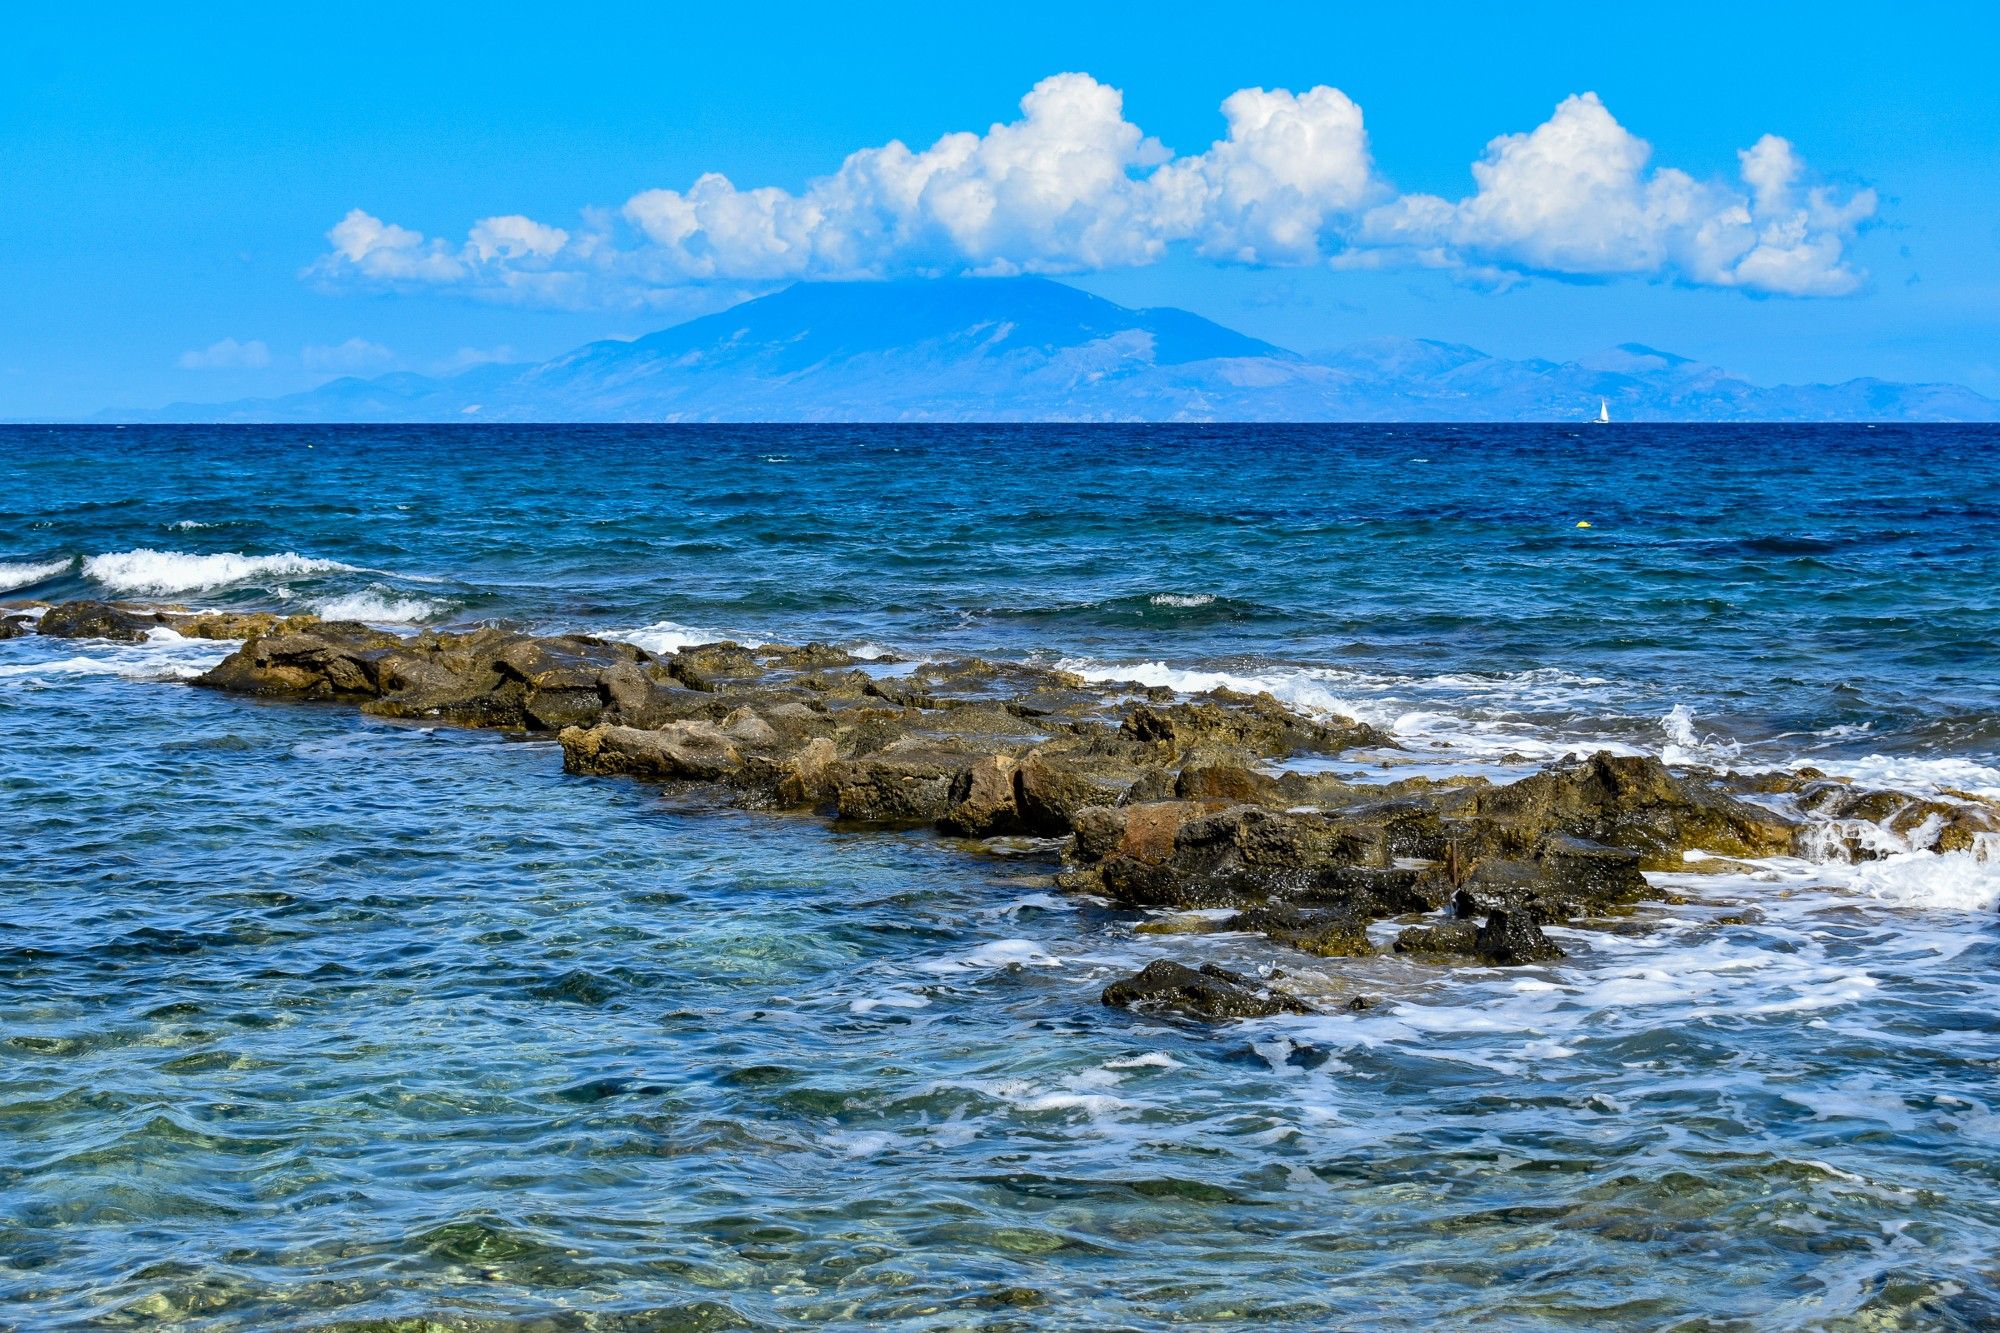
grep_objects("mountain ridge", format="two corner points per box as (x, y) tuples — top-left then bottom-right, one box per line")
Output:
(111, 277), (1999, 423)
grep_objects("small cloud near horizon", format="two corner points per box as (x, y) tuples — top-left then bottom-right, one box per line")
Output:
(177, 337), (271, 370)
(307, 76), (1877, 308)
(436, 345), (523, 373)
(302, 337), (394, 372)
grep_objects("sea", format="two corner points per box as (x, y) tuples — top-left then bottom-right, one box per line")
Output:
(3, 423), (1998, 1330)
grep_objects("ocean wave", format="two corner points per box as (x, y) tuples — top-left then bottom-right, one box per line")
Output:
(1054, 656), (1379, 725)
(611, 619), (767, 655)
(0, 557), (74, 592)
(82, 548), (358, 596)
(314, 590), (442, 624)
(979, 592), (1281, 627)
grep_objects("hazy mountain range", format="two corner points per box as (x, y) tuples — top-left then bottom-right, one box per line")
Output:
(118, 277), (1998, 423)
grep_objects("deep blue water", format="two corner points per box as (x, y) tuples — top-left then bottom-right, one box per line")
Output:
(3, 424), (1999, 1329)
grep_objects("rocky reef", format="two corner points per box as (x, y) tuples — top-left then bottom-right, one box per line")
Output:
(23, 599), (2000, 1025)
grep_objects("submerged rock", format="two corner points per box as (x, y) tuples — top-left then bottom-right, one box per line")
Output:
(1223, 903), (1375, 958)
(1101, 959), (1314, 1021)
(1446, 834), (1648, 924)
(1476, 907), (1566, 965)
(1394, 908), (1565, 966)
(1394, 920), (1482, 957)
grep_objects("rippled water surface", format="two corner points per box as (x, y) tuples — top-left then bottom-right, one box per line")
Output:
(4, 425), (1999, 1329)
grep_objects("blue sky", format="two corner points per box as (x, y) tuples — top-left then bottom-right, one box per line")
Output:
(4, 2), (1997, 418)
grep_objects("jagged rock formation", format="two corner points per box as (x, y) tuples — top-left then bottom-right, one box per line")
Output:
(22, 600), (2000, 1023)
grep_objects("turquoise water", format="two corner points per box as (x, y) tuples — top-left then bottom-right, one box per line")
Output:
(3, 424), (1999, 1329)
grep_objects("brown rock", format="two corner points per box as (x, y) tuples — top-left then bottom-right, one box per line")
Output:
(1071, 801), (1214, 866)
(559, 721), (742, 781)
(940, 754), (1020, 836)
(1014, 751), (1133, 835)
(1452, 751), (1796, 867)
(37, 601), (171, 641)
(832, 744), (975, 823)
(1176, 764), (1283, 805)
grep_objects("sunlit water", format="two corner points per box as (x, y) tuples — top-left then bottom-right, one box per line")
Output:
(3, 425), (1998, 1329)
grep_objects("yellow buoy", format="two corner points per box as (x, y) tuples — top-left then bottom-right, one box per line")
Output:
(1575, 521), (1592, 528)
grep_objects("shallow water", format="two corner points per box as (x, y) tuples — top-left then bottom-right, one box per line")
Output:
(4, 425), (1999, 1328)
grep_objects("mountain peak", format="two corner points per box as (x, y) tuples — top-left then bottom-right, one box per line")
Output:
(1581, 343), (1699, 374)
(619, 275), (1293, 370)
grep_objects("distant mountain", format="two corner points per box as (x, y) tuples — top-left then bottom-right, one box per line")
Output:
(120, 277), (1998, 423)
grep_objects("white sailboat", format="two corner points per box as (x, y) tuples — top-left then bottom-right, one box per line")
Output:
(1593, 399), (1610, 424)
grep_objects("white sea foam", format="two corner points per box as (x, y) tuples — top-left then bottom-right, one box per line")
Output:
(612, 619), (766, 655)
(0, 558), (73, 591)
(314, 590), (441, 624)
(1054, 657), (1379, 725)
(1812, 753), (2000, 803)
(1840, 846), (2000, 913)
(1659, 703), (1742, 767)
(167, 520), (218, 530)
(849, 988), (931, 1015)
(1660, 840), (2000, 915)
(1105, 1052), (1184, 1070)
(977, 892), (1076, 919)
(0, 633), (234, 686)
(1054, 654), (2000, 839)
(1149, 592), (1216, 608)
(82, 548), (357, 595)
(966, 1076), (1135, 1120)
(916, 938), (1063, 975)
(0, 656), (130, 681)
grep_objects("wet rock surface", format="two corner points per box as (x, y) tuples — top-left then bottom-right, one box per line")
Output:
(34, 601), (1993, 1026)
(1100, 960), (1315, 1021)
(35, 599), (293, 643)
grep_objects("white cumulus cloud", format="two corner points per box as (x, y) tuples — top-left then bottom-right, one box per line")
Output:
(467, 214), (570, 262)
(177, 337), (271, 370)
(308, 77), (1874, 303)
(302, 337), (395, 372)
(324, 209), (466, 282)
(1354, 94), (1873, 295)
(1154, 85), (1378, 265)
(621, 73), (1178, 280)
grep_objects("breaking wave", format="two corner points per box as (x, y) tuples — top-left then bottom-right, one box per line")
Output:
(0, 557), (74, 592)
(314, 590), (443, 624)
(612, 619), (767, 655)
(1055, 655), (1378, 723)
(82, 548), (358, 596)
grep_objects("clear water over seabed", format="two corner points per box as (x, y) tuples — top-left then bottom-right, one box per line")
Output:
(3, 424), (1998, 1329)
